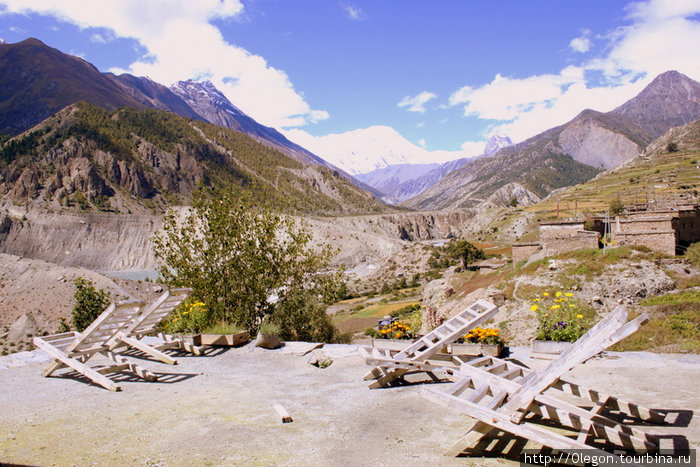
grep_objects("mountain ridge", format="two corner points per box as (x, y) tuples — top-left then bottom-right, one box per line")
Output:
(404, 71), (700, 210)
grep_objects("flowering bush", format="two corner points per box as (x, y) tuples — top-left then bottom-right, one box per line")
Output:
(529, 291), (594, 342)
(163, 299), (209, 333)
(457, 327), (506, 345)
(377, 320), (414, 340)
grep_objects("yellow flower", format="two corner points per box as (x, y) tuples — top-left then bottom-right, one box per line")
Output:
(543, 292), (549, 297)
(551, 305), (560, 310)
(570, 304), (575, 307)
(565, 292), (574, 297)
(530, 304), (539, 311)
(532, 298), (541, 302)
(576, 314), (583, 319)
(555, 291), (562, 297)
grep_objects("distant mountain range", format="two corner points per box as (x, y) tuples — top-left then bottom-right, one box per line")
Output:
(356, 133), (513, 204)
(0, 38), (354, 178)
(404, 71), (700, 210)
(1, 38), (699, 216)
(0, 101), (384, 215)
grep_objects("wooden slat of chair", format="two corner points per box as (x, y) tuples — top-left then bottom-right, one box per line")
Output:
(361, 300), (499, 388)
(440, 310), (656, 457)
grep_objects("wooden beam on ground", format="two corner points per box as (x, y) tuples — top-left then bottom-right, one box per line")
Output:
(274, 404), (293, 423)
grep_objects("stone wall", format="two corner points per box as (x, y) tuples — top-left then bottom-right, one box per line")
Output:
(543, 230), (599, 256)
(614, 230), (677, 256)
(512, 242), (541, 263)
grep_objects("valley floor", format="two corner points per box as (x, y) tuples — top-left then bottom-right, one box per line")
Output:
(0, 343), (698, 466)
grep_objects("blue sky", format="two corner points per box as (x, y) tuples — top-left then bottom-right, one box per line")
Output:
(0, 0), (699, 166)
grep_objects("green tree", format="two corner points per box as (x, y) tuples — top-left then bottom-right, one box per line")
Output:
(153, 187), (344, 335)
(447, 239), (485, 270)
(72, 278), (111, 332)
(667, 141), (679, 153)
(609, 197), (625, 216)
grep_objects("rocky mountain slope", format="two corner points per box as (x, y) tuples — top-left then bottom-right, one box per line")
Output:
(0, 38), (368, 190)
(354, 162), (439, 203)
(406, 71), (700, 210)
(0, 102), (383, 216)
(379, 134), (513, 204)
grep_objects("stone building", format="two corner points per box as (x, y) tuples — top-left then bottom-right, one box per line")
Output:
(595, 205), (700, 255)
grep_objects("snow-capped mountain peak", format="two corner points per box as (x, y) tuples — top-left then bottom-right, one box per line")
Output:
(170, 79), (245, 118)
(483, 133), (513, 156)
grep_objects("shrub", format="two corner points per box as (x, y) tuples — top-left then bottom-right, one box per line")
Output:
(530, 291), (595, 342)
(71, 278), (110, 332)
(153, 187), (344, 335)
(685, 242), (700, 268)
(162, 299), (209, 334)
(609, 197), (625, 216)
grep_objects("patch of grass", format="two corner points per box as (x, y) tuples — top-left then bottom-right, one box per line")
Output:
(612, 303), (700, 352)
(639, 290), (700, 306)
(201, 322), (247, 335)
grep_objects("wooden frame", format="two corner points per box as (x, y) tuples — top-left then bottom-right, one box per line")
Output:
(112, 288), (203, 364)
(420, 307), (667, 458)
(361, 299), (499, 388)
(33, 301), (157, 392)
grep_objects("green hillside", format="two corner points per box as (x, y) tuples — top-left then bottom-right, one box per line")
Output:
(0, 102), (387, 215)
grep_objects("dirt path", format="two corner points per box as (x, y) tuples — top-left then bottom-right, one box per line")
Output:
(0, 344), (698, 466)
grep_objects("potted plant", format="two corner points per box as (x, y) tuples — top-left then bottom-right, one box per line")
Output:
(256, 320), (282, 349)
(449, 327), (506, 357)
(192, 322), (249, 347)
(530, 291), (594, 357)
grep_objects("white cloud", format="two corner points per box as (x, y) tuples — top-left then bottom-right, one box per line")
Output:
(0, 0), (328, 129)
(89, 32), (108, 44)
(417, 138), (427, 148)
(398, 91), (437, 113)
(569, 37), (591, 53)
(8, 25), (23, 33)
(342, 3), (366, 21)
(0, 37), (4, 43)
(569, 28), (592, 53)
(449, 67), (584, 121)
(459, 140), (486, 155)
(449, 0), (700, 144)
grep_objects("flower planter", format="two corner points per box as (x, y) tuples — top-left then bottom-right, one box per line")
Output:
(192, 331), (249, 347)
(447, 342), (504, 358)
(531, 339), (573, 359)
(256, 333), (282, 349)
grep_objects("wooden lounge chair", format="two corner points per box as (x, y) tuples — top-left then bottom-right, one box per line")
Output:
(112, 288), (203, 364)
(421, 307), (665, 457)
(33, 300), (157, 392)
(360, 299), (499, 388)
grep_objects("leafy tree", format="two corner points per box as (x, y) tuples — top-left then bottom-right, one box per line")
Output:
(447, 239), (485, 270)
(667, 141), (679, 153)
(153, 187), (345, 336)
(609, 197), (625, 216)
(72, 278), (111, 332)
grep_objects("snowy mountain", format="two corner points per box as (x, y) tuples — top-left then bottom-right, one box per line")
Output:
(169, 79), (342, 169)
(484, 133), (513, 156)
(358, 133), (513, 204)
(354, 163), (440, 202)
(283, 125), (477, 176)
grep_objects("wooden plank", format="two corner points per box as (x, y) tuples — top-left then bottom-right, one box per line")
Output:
(450, 367), (658, 452)
(115, 333), (178, 365)
(34, 337), (121, 391)
(503, 308), (628, 424)
(274, 404), (293, 423)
